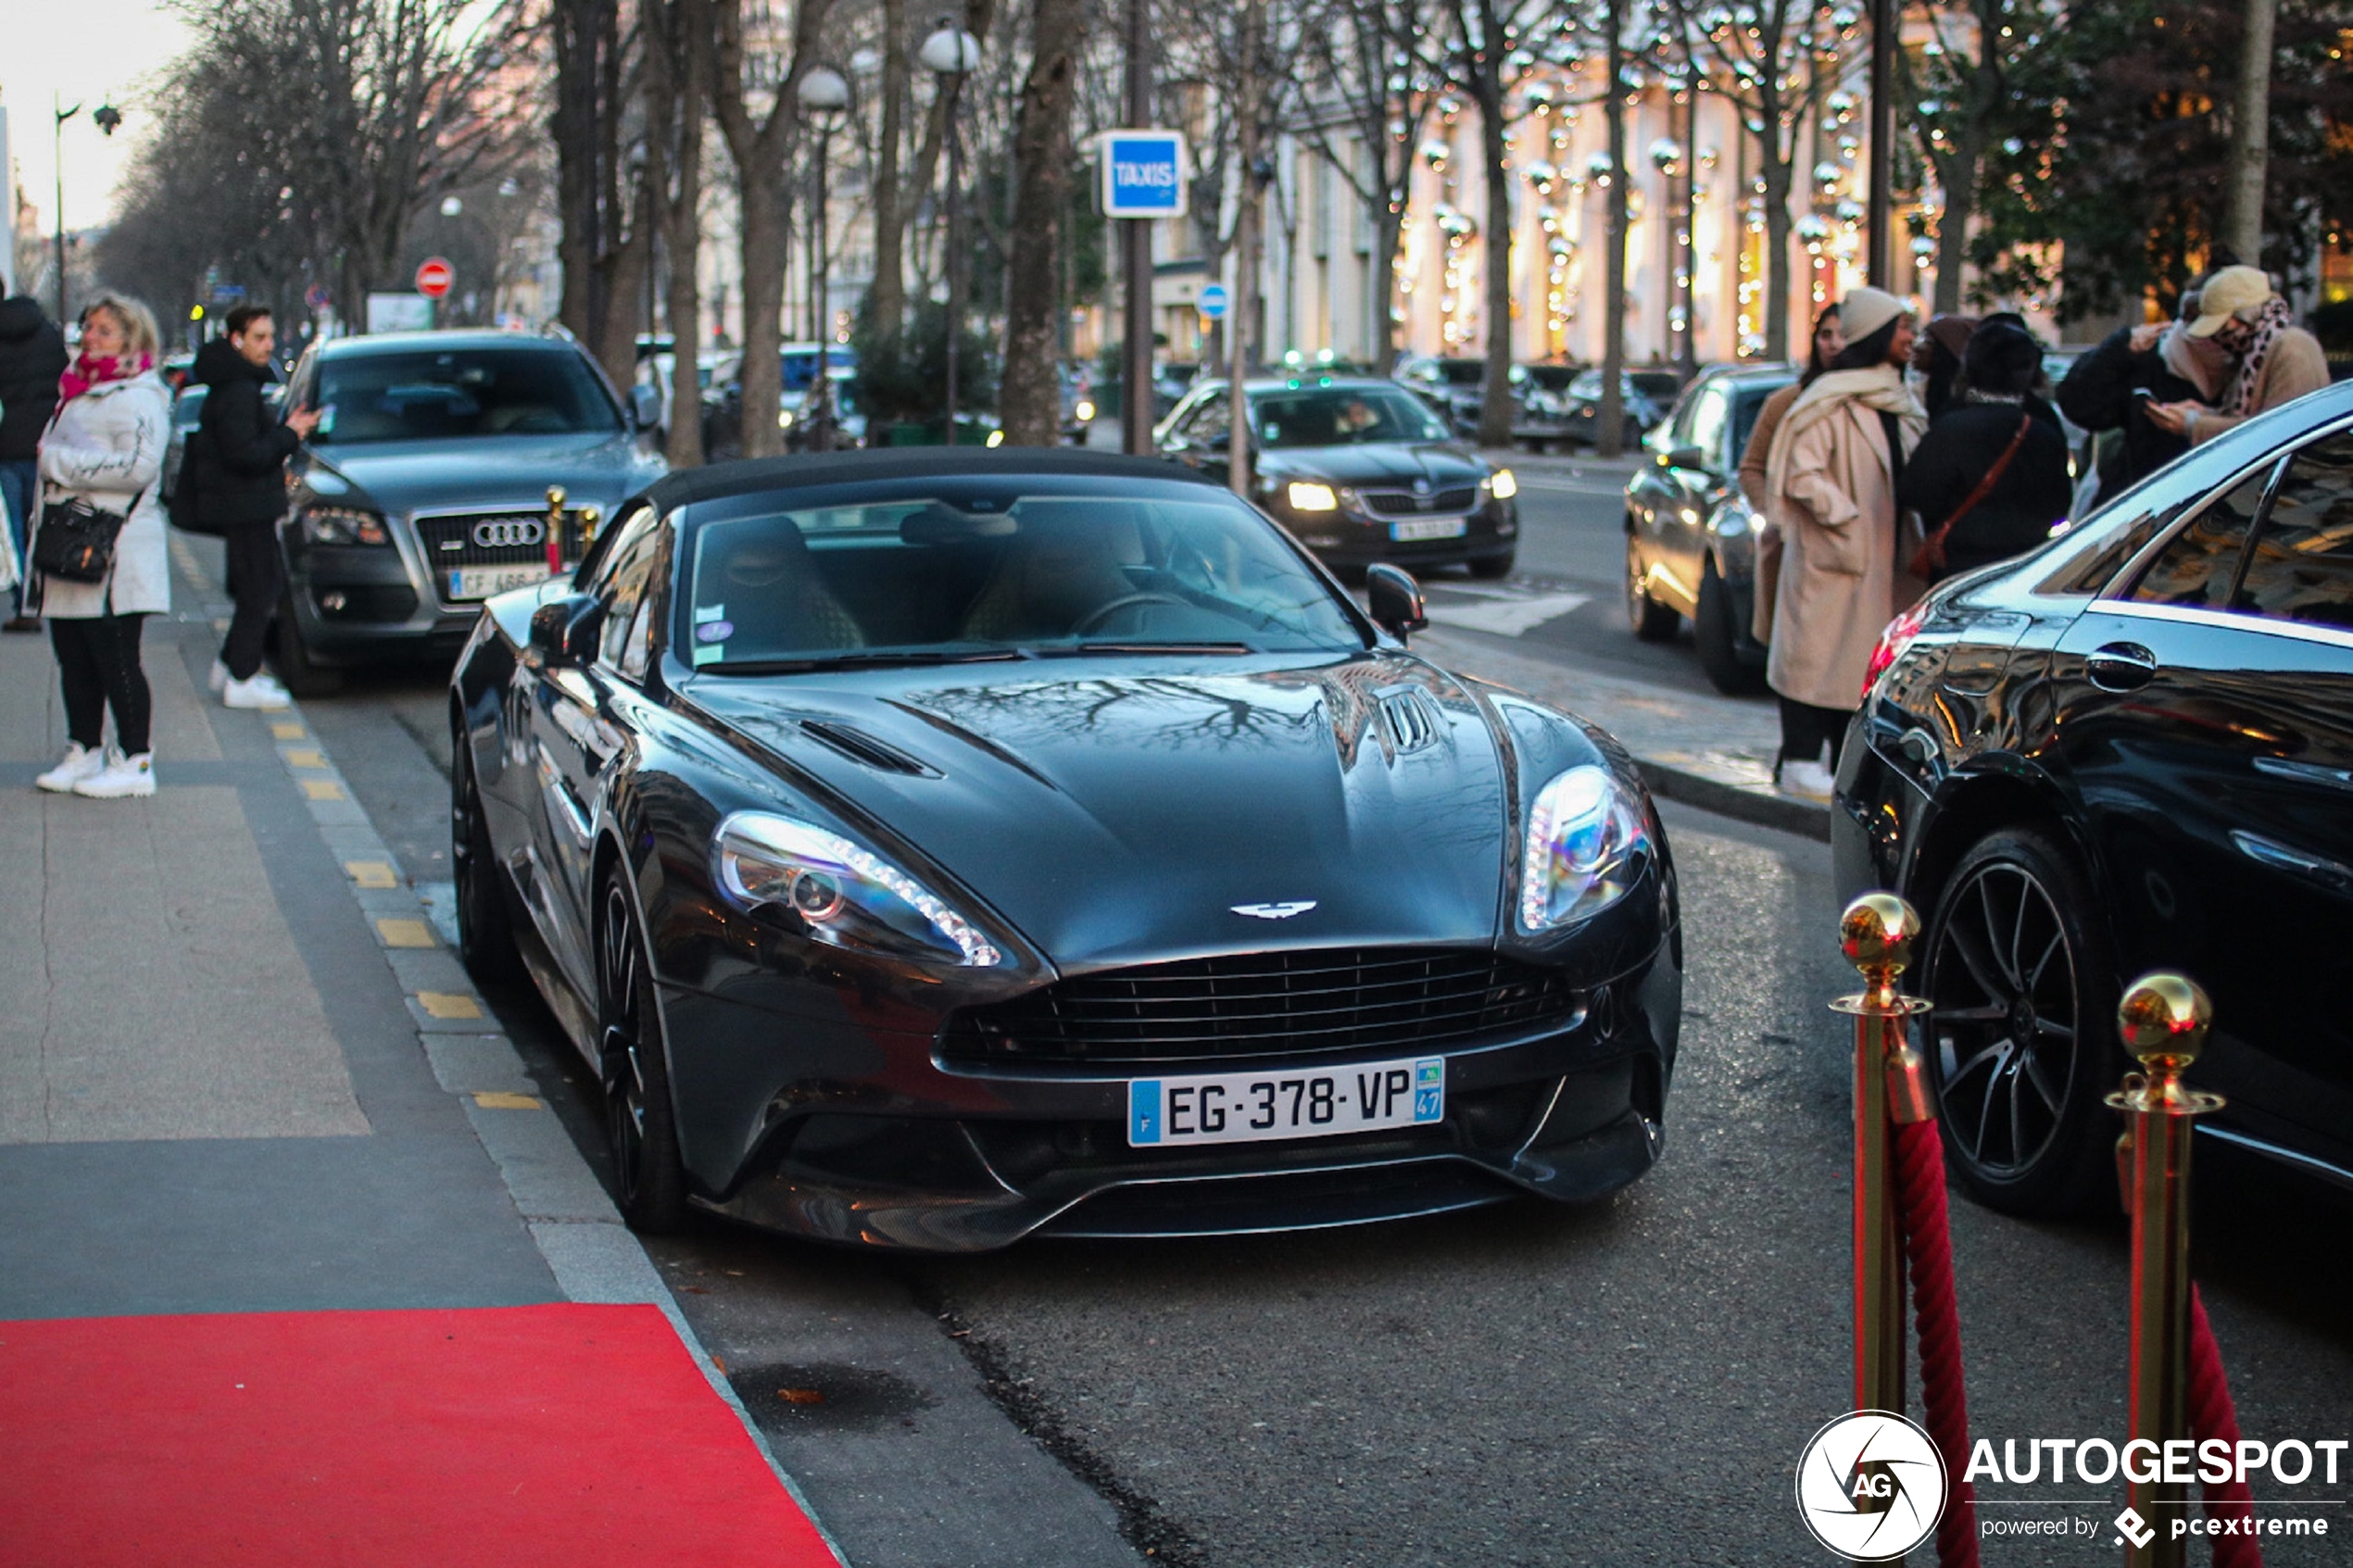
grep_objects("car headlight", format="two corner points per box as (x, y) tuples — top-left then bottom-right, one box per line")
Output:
(1288, 481), (1340, 512)
(713, 810), (1002, 967)
(298, 505), (389, 546)
(777, 408), (797, 428)
(1519, 765), (1652, 932)
(1485, 468), (1518, 500)
(1074, 398), (1096, 421)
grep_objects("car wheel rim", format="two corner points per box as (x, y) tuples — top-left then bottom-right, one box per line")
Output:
(598, 884), (649, 1204)
(452, 769), (481, 936)
(1928, 862), (2081, 1180)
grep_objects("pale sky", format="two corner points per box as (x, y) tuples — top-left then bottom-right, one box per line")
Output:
(1, 0), (191, 234)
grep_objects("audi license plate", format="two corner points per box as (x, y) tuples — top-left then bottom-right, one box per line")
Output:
(448, 564), (555, 602)
(1390, 517), (1467, 542)
(1127, 1055), (1444, 1148)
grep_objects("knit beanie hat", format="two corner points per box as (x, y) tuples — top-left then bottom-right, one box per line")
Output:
(1841, 287), (1907, 344)
(1961, 320), (2042, 396)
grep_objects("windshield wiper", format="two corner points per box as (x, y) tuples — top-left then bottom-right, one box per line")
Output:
(699, 648), (1027, 676)
(1041, 641), (1259, 657)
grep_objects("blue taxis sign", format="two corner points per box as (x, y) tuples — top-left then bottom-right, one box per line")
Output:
(1099, 130), (1189, 219)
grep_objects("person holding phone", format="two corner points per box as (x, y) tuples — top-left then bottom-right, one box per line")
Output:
(2055, 287), (2219, 496)
(187, 304), (321, 709)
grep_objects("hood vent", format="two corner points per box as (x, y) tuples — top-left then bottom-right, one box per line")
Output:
(1378, 689), (1441, 756)
(799, 720), (941, 778)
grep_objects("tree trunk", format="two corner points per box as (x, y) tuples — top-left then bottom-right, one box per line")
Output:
(867, 0), (911, 333)
(1230, 0), (1265, 495)
(653, 0), (710, 466)
(1759, 149), (1793, 362)
(593, 171), (650, 391)
(999, 0), (1088, 445)
(736, 173), (789, 458)
(1598, 6), (1628, 458)
(2222, 0), (2277, 264)
(550, 0), (602, 339)
(1476, 51), (1516, 448)
(1372, 200), (1404, 369)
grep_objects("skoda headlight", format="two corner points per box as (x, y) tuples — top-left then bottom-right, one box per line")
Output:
(713, 810), (1002, 967)
(1519, 765), (1651, 932)
(298, 505), (389, 546)
(1287, 481), (1340, 512)
(1486, 468), (1518, 500)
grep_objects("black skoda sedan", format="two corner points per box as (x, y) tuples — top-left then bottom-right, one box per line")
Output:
(1157, 376), (1519, 578)
(450, 449), (1679, 1249)
(1835, 380), (2353, 1216)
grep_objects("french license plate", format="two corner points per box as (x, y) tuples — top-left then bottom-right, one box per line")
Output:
(1390, 517), (1467, 542)
(448, 564), (554, 601)
(1128, 1055), (1444, 1148)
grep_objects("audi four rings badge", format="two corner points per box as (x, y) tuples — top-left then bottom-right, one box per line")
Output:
(472, 518), (546, 547)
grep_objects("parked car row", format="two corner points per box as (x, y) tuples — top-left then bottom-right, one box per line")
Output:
(1392, 355), (1683, 451)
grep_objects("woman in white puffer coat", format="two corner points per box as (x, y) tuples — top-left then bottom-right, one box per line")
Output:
(30, 292), (172, 798)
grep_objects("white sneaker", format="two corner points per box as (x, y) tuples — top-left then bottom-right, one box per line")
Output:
(223, 671), (292, 710)
(73, 750), (157, 798)
(36, 743), (107, 793)
(1778, 758), (1836, 803)
(208, 658), (229, 694)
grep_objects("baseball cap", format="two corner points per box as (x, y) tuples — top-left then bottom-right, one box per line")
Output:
(2185, 266), (2272, 338)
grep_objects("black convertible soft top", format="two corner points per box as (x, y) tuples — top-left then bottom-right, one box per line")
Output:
(637, 447), (1222, 514)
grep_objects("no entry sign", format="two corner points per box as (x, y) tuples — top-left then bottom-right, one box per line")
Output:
(414, 257), (454, 299)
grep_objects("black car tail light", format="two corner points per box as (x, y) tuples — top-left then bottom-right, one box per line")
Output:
(1862, 603), (1931, 701)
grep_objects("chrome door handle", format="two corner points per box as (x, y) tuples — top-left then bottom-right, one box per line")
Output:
(2086, 642), (2158, 692)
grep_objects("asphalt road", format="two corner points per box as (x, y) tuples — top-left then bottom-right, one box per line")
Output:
(303, 617), (2353, 1567)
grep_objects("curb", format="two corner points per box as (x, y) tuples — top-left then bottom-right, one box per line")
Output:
(1634, 759), (1832, 843)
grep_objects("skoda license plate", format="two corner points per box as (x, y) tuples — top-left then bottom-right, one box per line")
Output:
(1128, 1056), (1444, 1148)
(1390, 517), (1466, 543)
(449, 565), (553, 602)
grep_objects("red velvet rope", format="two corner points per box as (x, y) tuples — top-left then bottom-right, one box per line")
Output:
(1892, 1117), (1981, 1568)
(2190, 1284), (2264, 1567)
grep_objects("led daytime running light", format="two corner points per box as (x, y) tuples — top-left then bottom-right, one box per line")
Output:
(1519, 765), (1648, 933)
(716, 812), (1001, 967)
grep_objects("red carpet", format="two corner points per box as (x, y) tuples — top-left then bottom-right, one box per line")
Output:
(0, 1303), (837, 1567)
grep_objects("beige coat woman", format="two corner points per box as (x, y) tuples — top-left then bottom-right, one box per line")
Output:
(1762, 365), (1927, 710)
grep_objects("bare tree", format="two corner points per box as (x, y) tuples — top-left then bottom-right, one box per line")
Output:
(998, 0), (1090, 445)
(1438, 0), (1546, 445)
(711, 0), (835, 457)
(865, 0), (914, 333)
(645, 0), (712, 464)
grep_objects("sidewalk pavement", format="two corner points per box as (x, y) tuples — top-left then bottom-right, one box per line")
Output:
(0, 574), (839, 1565)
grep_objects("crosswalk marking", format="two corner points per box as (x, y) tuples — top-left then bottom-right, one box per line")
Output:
(1425, 592), (1591, 636)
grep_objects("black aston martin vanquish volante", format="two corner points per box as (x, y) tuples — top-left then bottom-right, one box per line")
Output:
(450, 449), (1680, 1249)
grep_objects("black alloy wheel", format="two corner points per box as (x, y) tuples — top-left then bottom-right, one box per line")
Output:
(270, 588), (345, 696)
(450, 743), (521, 983)
(1919, 827), (2119, 1217)
(598, 872), (690, 1232)
(1626, 534), (1680, 641)
(1693, 557), (1767, 695)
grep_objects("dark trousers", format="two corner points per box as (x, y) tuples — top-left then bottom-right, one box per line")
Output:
(51, 613), (151, 755)
(220, 523), (283, 681)
(1778, 695), (1851, 771)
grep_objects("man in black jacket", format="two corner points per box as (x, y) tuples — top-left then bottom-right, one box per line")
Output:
(0, 295), (69, 630)
(2054, 300), (2214, 499)
(190, 305), (319, 708)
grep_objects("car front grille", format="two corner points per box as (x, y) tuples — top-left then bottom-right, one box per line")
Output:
(1362, 486), (1479, 516)
(939, 947), (1582, 1068)
(414, 509), (596, 570)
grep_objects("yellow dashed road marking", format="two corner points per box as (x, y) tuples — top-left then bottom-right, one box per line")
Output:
(301, 779), (345, 801)
(271, 721), (306, 740)
(376, 918), (435, 948)
(472, 1091), (543, 1110)
(346, 860), (398, 889)
(283, 747), (327, 768)
(416, 991), (482, 1020)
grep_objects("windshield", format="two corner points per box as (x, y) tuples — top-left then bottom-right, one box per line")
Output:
(1251, 387), (1451, 448)
(311, 347), (623, 444)
(683, 482), (1364, 670)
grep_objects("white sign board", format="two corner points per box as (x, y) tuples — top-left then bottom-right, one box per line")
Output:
(366, 293), (434, 333)
(1099, 131), (1189, 220)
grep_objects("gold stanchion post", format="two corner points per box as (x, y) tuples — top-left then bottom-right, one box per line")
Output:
(1833, 895), (1933, 1418)
(544, 485), (568, 576)
(2108, 974), (2221, 1568)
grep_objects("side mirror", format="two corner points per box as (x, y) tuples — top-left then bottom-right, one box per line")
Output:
(528, 594), (603, 665)
(1667, 445), (1713, 474)
(629, 383), (663, 432)
(1365, 563), (1428, 640)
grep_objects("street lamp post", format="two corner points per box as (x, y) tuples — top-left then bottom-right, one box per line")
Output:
(919, 23), (982, 445)
(51, 97), (122, 326)
(797, 66), (850, 452)
(1119, 0), (1152, 455)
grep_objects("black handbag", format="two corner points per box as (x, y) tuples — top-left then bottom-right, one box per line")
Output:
(32, 488), (146, 584)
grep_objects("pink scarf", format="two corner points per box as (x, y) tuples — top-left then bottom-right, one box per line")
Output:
(58, 349), (153, 403)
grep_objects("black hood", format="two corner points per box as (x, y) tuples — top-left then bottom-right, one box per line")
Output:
(195, 337), (271, 389)
(682, 652), (1543, 971)
(0, 296), (49, 345)
(1253, 442), (1487, 488)
(295, 430), (664, 519)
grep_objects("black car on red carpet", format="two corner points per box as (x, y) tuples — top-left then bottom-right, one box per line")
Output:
(1834, 380), (2353, 1216)
(448, 449), (1680, 1249)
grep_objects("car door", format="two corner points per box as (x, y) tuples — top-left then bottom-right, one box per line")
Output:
(2047, 423), (2353, 1140)
(1654, 383), (1730, 612)
(525, 509), (663, 998)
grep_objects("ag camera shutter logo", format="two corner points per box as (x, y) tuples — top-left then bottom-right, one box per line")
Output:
(1795, 1411), (1947, 1562)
